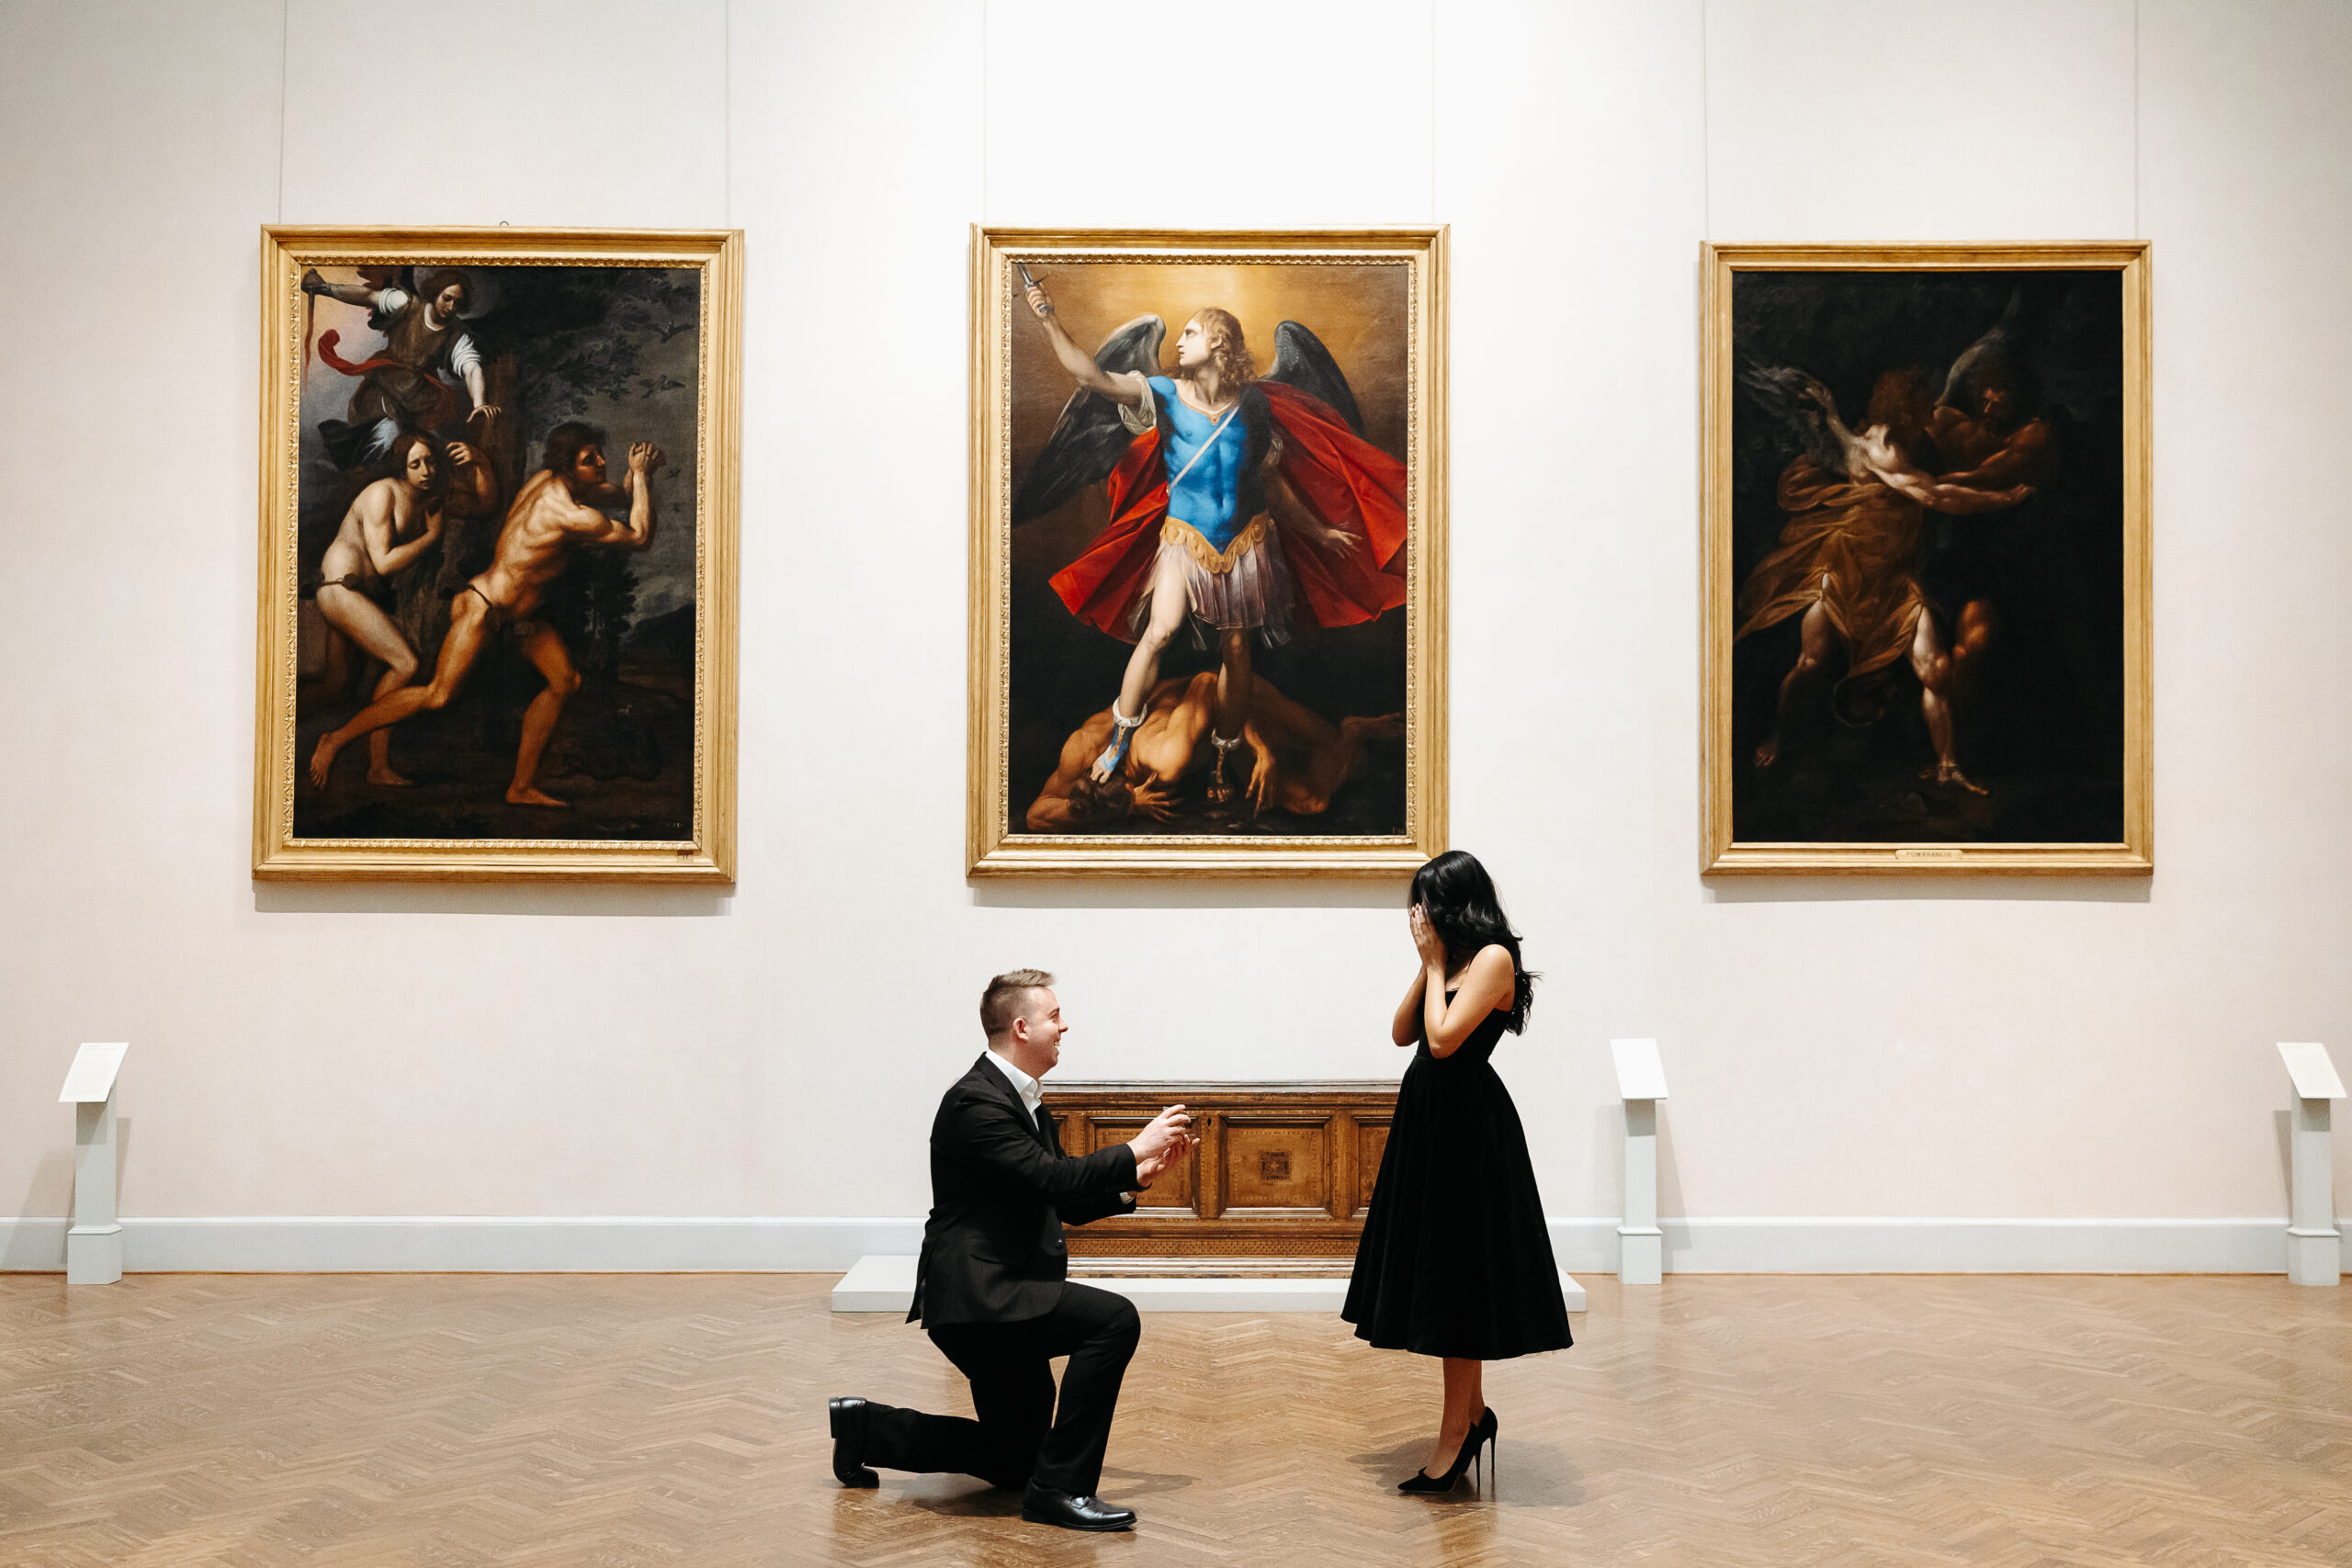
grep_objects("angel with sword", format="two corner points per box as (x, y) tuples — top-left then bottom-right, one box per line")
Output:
(1019, 273), (1408, 807)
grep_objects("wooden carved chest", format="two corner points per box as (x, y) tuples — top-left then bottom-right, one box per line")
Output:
(1042, 1081), (1399, 1276)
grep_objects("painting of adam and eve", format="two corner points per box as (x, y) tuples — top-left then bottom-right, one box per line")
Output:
(1723, 262), (2142, 857)
(1001, 257), (1418, 846)
(288, 260), (703, 844)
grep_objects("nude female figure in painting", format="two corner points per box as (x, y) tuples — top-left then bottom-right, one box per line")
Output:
(311, 432), (497, 787)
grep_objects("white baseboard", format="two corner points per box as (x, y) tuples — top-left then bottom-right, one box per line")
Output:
(0, 1214), (2295, 1275)
(0, 1216), (923, 1273)
(1546, 1216), (2291, 1274)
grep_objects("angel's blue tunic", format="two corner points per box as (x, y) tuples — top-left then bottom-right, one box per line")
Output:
(1148, 376), (1250, 550)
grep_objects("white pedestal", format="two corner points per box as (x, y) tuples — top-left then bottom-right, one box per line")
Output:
(1612, 1039), (1668, 1286)
(2277, 1053), (2352, 1288)
(831, 1254), (918, 1312)
(1617, 1098), (1663, 1286)
(61, 1043), (128, 1286)
(2280, 1043), (2343, 1287)
(68, 1099), (123, 1285)
(2287, 1227), (2340, 1287)
(830, 1256), (1589, 1314)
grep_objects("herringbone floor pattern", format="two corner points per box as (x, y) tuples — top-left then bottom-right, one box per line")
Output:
(3, 1273), (2348, 1565)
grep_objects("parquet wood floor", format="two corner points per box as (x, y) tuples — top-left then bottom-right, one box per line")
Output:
(4, 1272), (2348, 1566)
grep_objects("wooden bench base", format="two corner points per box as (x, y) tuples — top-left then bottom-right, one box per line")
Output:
(1046, 1081), (1398, 1269)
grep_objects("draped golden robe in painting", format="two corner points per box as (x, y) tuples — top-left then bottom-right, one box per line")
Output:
(1735, 457), (1930, 678)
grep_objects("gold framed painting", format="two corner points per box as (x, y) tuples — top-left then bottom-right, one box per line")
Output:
(1702, 242), (2152, 874)
(967, 226), (1447, 877)
(253, 227), (740, 882)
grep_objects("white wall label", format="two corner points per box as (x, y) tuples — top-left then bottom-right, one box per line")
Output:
(59, 1042), (128, 1105)
(1611, 1038), (1668, 1101)
(2279, 1042), (2345, 1101)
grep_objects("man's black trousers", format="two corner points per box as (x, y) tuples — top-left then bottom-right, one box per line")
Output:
(861, 1282), (1141, 1496)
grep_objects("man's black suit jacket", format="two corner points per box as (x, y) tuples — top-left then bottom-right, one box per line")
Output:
(907, 1054), (1139, 1327)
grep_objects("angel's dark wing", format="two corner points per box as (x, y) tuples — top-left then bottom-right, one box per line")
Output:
(1261, 321), (1363, 434)
(1938, 287), (2034, 410)
(1938, 279), (2121, 423)
(1012, 314), (1165, 524)
(1740, 360), (1846, 475)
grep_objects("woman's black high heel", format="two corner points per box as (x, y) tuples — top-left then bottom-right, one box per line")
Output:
(1397, 1407), (1498, 1494)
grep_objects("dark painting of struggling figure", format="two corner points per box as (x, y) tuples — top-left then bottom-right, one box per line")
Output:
(968, 229), (1448, 876)
(1703, 244), (2151, 874)
(254, 229), (741, 881)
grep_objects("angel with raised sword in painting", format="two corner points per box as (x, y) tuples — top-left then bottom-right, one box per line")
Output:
(1017, 276), (1408, 814)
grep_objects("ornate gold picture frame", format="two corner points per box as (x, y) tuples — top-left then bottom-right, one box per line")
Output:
(968, 226), (1447, 877)
(254, 227), (740, 882)
(1702, 243), (2152, 875)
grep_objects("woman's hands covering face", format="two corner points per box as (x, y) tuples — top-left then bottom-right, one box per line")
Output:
(1408, 903), (1447, 969)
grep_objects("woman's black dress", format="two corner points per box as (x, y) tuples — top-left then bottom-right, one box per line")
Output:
(1341, 988), (1573, 1360)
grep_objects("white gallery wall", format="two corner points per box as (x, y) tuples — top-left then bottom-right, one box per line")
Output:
(3, 0), (2347, 1271)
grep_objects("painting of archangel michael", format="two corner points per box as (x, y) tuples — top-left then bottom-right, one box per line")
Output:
(981, 241), (1444, 872)
(1711, 246), (2150, 871)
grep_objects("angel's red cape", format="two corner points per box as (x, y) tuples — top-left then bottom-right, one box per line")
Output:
(1047, 381), (1408, 639)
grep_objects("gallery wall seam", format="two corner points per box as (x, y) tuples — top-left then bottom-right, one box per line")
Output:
(980, 0), (989, 223)
(2132, 0), (2143, 237)
(1700, 0), (1713, 237)
(724, 0), (733, 228)
(273, 0), (288, 224)
(1428, 0), (1438, 222)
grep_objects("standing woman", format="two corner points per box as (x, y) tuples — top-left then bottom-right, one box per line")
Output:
(1342, 850), (1573, 1493)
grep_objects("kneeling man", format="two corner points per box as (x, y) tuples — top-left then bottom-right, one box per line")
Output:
(829, 969), (1190, 1532)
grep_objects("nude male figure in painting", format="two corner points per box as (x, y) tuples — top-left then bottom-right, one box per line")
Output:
(1927, 361), (2056, 502)
(311, 433), (498, 786)
(308, 423), (662, 807)
(1026, 671), (1402, 831)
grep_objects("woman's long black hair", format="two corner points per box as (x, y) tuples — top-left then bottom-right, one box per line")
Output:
(1410, 850), (1537, 1033)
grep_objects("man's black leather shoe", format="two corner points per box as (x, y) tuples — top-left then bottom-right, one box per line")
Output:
(1021, 1482), (1136, 1531)
(828, 1397), (878, 1487)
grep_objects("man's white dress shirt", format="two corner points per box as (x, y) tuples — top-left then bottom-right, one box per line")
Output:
(984, 1048), (1045, 1119)
(985, 1049), (1132, 1203)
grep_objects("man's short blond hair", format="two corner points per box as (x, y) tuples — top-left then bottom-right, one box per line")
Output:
(980, 969), (1055, 1038)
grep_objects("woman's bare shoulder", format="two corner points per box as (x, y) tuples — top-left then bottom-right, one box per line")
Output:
(1468, 943), (1515, 975)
